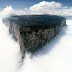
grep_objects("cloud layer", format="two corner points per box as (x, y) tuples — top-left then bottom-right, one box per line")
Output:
(29, 1), (72, 16)
(1, 1), (72, 17)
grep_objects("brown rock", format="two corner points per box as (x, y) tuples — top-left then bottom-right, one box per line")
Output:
(3, 15), (66, 58)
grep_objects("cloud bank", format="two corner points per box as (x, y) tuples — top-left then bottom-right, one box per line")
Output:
(29, 1), (72, 16)
(1, 1), (72, 17)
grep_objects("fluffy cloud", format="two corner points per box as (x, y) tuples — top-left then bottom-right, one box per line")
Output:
(0, 6), (26, 18)
(29, 1), (72, 16)
(1, 1), (72, 17)
(30, 1), (62, 11)
(0, 6), (15, 18)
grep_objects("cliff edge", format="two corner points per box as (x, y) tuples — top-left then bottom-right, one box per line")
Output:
(3, 15), (66, 58)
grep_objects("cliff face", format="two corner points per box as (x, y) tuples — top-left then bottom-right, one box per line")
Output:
(3, 15), (66, 58)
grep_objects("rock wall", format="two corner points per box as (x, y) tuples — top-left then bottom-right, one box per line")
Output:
(3, 15), (66, 58)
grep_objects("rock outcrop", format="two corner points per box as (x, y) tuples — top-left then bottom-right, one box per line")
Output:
(3, 15), (66, 58)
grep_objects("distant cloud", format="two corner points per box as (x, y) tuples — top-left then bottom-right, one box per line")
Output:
(1, 1), (72, 17)
(30, 1), (62, 11)
(29, 1), (72, 16)
(0, 6), (26, 18)
(0, 6), (14, 18)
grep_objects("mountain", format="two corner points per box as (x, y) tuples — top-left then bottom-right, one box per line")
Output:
(3, 15), (66, 59)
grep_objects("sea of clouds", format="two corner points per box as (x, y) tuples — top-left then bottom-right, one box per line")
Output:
(0, 1), (72, 72)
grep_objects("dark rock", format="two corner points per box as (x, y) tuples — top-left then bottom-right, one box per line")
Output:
(3, 15), (66, 58)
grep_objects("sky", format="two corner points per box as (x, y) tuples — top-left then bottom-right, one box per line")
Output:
(0, 0), (72, 10)
(0, 0), (72, 16)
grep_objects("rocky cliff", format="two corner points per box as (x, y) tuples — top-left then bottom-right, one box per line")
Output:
(3, 15), (66, 58)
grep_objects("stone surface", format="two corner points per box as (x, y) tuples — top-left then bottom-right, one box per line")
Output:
(3, 15), (66, 58)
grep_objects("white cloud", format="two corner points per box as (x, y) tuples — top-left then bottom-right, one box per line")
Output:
(1, 1), (72, 17)
(0, 6), (27, 18)
(30, 1), (62, 11)
(0, 6), (15, 18)
(29, 1), (72, 16)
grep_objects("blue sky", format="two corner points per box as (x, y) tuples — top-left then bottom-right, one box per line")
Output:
(0, 0), (72, 9)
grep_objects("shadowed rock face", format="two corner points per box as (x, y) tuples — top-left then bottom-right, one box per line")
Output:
(3, 15), (66, 58)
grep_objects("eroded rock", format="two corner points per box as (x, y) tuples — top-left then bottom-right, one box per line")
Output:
(3, 15), (66, 58)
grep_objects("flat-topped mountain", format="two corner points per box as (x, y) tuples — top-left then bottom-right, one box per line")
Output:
(3, 15), (66, 59)
(5, 15), (65, 26)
